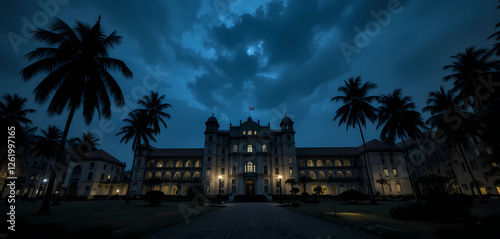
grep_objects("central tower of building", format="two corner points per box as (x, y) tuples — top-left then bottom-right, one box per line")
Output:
(202, 114), (297, 198)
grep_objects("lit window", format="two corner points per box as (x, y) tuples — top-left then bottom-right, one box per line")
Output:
(289, 167), (293, 176)
(480, 187), (487, 195)
(396, 183), (402, 192)
(233, 145), (237, 152)
(206, 181), (210, 192)
(262, 145), (267, 152)
(254, 131), (257, 135)
(207, 168), (211, 177)
(107, 175), (111, 179)
(383, 169), (389, 177)
(393, 169), (398, 177)
(247, 145), (253, 152)
(289, 157), (293, 164)
(245, 161), (255, 173)
(493, 162), (498, 167)
(243, 131), (246, 135)
(248, 130), (252, 135)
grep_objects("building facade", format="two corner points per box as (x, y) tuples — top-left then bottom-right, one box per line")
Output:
(129, 115), (415, 200)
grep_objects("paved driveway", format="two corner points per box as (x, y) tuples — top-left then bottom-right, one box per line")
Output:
(142, 203), (378, 239)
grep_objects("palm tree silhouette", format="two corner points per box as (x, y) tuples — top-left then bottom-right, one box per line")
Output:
(133, 91), (171, 134)
(443, 47), (498, 107)
(377, 89), (425, 202)
(30, 125), (62, 199)
(331, 76), (378, 204)
(21, 17), (133, 214)
(116, 112), (156, 203)
(423, 87), (485, 202)
(0, 94), (36, 148)
(75, 132), (101, 156)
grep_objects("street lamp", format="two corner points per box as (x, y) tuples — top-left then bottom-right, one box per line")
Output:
(218, 175), (223, 203)
(278, 175), (283, 204)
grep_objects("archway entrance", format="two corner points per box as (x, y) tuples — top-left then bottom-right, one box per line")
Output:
(246, 180), (255, 195)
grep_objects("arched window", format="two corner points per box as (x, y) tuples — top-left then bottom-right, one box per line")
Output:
(346, 171), (353, 179)
(300, 171), (305, 177)
(194, 160), (201, 167)
(162, 186), (169, 195)
(193, 172), (200, 181)
(155, 172), (161, 179)
(335, 160), (341, 167)
(343, 159), (350, 167)
(318, 171), (325, 180)
(298, 160), (305, 167)
(337, 171), (344, 178)
(156, 161), (163, 168)
(148, 160), (155, 167)
(325, 160), (332, 167)
(245, 161), (255, 173)
(176, 161), (183, 168)
(330, 186), (337, 195)
(340, 185), (346, 193)
(145, 172), (152, 180)
(327, 171), (334, 179)
(185, 160), (192, 167)
(165, 172), (171, 181)
(316, 160), (323, 167)
(183, 172), (191, 181)
(173, 172), (181, 181)
(309, 171), (316, 179)
(166, 161), (173, 167)
(307, 160), (315, 167)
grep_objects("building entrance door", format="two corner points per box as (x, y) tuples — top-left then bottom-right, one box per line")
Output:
(246, 179), (255, 195)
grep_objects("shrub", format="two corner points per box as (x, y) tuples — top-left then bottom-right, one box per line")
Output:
(144, 190), (165, 206)
(337, 190), (363, 204)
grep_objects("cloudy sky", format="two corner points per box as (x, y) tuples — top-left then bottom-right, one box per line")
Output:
(1, 0), (498, 169)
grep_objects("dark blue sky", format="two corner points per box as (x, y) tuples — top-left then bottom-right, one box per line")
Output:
(1, 0), (498, 169)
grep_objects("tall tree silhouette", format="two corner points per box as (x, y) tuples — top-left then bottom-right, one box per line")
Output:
(377, 89), (425, 202)
(30, 125), (62, 199)
(423, 87), (485, 202)
(21, 17), (132, 214)
(0, 94), (36, 148)
(443, 47), (498, 108)
(331, 76), (378, 204)
(133, 91), (171, 134)
(116, 111), (156, 203)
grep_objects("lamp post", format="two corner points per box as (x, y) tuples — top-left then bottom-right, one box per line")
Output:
(218, 175), (223, 203)
(278, 175), (283, 204)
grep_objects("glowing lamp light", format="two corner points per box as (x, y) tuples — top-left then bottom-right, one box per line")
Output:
(278, 175), (282, 179)
(43, 179), (48, 183)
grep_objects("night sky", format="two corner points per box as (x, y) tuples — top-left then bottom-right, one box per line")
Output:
(1, 0), (498, 169)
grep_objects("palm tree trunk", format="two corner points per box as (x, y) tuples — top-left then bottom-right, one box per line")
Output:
(37, 105), (76, 214)
(125, 138), (141, 204)
(357, 119), (376, 204)
(36, 158), (51, 199)
(401, 138), (419, 202)
(457, 143), (484, 203)
(29, 156), (44, 199)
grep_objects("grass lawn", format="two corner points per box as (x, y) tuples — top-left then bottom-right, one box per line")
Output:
(1, 199), (220, 239)
(285, 198), (500, 239)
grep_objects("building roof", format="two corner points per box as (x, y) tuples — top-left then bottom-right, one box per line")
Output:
(148, 148), (204, 158)
(84, 149), (126, 167)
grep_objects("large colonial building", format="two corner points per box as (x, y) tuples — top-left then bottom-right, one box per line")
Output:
(129, 115), (416, 200)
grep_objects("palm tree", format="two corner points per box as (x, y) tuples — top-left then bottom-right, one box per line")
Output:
(116, 111), (156, 203)
(376, 174), (388, 197)
(423, 87), (485, 202)
(285, 178), (299, 201)
(75, 132), (101, 157)
(377, 89), (425, 202)
(0, 94), (36, 148)
(487, 1), (500, 56)
(443, 47), (498, 107)
(133, 91), (171, 134)
(331, 76), (378, 204)
(21, 17), (133, 214)
(30, 125), (62, 199)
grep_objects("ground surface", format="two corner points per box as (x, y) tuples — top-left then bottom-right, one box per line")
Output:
(142, 202), (377, 239)
(0, 200), (219, 238)
(287, 198), (500, 238)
